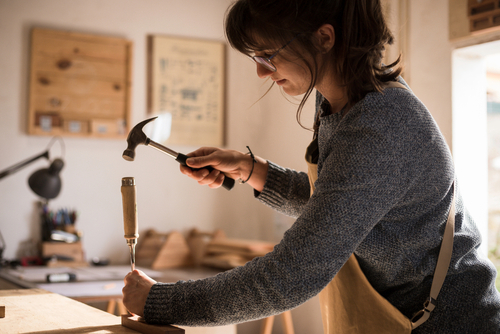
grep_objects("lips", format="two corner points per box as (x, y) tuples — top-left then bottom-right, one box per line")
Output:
(274, 79), (286, 86)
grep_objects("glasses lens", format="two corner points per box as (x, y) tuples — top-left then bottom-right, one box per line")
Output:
(253, 57), (276, 72)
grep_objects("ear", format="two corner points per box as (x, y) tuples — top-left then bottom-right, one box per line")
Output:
(314, 24), (335, 53)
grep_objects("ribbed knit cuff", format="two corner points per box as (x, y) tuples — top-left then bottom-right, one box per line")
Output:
(143, 282), (175, 324)
(254, 160), (289, 209)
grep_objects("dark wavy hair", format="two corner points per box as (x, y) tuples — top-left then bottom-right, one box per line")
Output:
(224, 0), (402, 127)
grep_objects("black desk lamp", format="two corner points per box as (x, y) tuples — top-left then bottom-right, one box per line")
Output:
(0, 137), (65, 266)
(0, 137), (65, 199)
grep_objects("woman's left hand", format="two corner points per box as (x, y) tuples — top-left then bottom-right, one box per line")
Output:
(122, 269), (157, 316)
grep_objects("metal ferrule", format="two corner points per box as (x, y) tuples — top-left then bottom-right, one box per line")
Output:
(122, 177), (135, 186)
(127, 240), (136, 271)
(147, 140), (179, 159)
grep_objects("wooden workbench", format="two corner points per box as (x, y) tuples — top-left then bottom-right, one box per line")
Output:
(0, 288), (140, 333)
(0, 268), (237, 334)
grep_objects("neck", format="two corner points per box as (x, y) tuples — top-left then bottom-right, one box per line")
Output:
(315, 68), (348, 115)
(316, 86), (348, 115)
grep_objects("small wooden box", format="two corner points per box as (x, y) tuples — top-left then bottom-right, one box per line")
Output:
(28, 28), (132, 138)
(468, 0), (500, 33)
(63, 119), (89, 134)
(42, 242), (87, 267)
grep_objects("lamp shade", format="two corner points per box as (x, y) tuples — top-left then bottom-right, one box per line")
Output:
(28, 158), (64, 199)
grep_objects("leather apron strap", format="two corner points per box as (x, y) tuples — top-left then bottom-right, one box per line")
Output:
(410, 184), (455, 329)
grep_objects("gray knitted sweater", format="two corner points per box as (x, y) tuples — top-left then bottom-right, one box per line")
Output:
(145, 82), (500, 332)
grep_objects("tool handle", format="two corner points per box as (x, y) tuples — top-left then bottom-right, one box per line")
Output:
(176, 153), (235, 190)
(121, 177), (139, 240)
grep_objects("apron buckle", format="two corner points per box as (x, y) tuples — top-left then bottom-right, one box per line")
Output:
(411, 296), (437, 329)
(423, 296), (436, 313)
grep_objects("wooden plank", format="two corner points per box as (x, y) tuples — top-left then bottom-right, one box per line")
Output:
(0, 276), (22, 290)
(152, 231), (193, 270)
(33, 54), (126, 80)
(33, 94), (125, 118)
(0, 289), (139, 333)
(136, 230), (165, 268)
(33, 27), (130, 45)
(122, 315), (185, 334)
(136, 230), (194, 270)
(33, 72), (126, 97)
(33, 28), (129, 61)
(206, 238), (274, 257)
(201, 253), (249, 270)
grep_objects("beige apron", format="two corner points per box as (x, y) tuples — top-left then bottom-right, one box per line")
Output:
(305, 83), (455, 333)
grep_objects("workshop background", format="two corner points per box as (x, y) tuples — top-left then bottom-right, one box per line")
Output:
(1, 0), (499, 333)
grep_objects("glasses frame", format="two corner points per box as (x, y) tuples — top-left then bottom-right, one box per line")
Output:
(251, 35), (300, 72)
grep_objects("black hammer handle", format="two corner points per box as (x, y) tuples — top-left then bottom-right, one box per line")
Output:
(176, 153), (235, 190)
(146, 139), (235, 191)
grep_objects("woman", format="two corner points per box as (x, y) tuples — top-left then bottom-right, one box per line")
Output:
(123, 0), (500, 332)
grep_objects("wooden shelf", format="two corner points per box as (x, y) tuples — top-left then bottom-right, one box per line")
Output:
(28, 28), (133, 138)
(468, 0), (500, 33)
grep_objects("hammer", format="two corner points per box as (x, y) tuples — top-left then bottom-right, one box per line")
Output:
(123, 117), (235, 190)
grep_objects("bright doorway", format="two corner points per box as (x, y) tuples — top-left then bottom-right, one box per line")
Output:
(452, 40), (500, 265)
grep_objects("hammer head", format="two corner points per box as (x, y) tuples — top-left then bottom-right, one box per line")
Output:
(122, 117), (158, 161)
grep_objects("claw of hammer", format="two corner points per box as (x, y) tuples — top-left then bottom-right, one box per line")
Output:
(122, 117), (157, 161)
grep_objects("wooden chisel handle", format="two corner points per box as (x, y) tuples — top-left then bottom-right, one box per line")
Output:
(121, 177), (138, 271)
(121, 177), (139, 240)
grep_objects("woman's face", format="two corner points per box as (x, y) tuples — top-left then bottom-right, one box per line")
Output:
(253, 48), (312, 96)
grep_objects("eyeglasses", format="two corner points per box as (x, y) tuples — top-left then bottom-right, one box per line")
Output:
(251, 35), (299, 72)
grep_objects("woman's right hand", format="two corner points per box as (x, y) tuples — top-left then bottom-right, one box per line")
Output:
(180, 147), (268, 192)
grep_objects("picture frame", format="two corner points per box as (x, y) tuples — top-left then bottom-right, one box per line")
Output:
(147, 34), (226, 146)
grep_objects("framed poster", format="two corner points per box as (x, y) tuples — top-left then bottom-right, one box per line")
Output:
(147, 35), (226, 146)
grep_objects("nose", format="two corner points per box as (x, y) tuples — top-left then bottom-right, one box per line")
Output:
(256, 63), (273, 79)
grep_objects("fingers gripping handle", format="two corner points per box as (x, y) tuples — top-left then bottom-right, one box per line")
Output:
(145, 140), (235, 191)
(176, 153), (235, 190)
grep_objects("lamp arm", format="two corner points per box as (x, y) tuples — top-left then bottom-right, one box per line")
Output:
(0, 150), (49, 180)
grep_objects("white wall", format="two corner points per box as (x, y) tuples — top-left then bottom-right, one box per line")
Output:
(407, 0), (453, 144)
